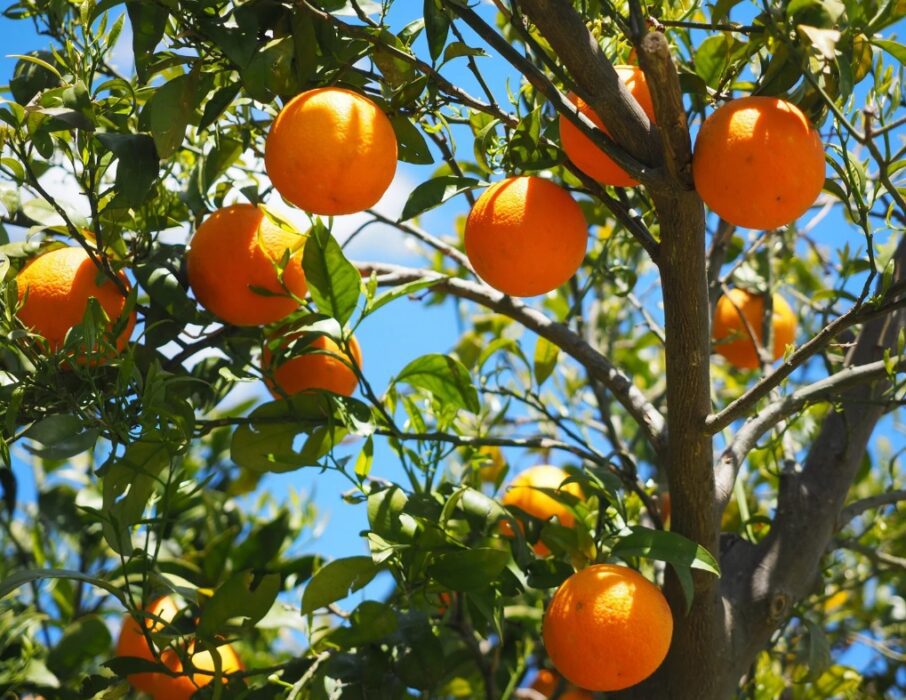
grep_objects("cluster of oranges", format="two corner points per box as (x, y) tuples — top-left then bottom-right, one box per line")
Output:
(487, 461), (673, 692)
(114, 596), (242, 699)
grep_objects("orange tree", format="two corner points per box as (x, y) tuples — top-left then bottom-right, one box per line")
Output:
(1, 0), (905, 698)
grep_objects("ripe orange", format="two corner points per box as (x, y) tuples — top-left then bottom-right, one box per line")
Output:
(186, 204), (308, 326)
(500, 465), (583, 556)
(712, 289), (797, 369)
(262, 333), (362, 398)
(530, 668), (593, 699)
(543, 564), (673, 691)
(15, 246), (135, 356)
(692, 96), (825, 229)
(465, 177), (587, 297)
(115, 596), (181, 695)
(115, 596), (242, 699)
(156, 640), (243, 700)
(558, 66), (656, 187)
(264, 87), (398, 215)
(476, 445), (507, 484)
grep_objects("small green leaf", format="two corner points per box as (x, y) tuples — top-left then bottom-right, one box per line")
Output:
(96, 133), (159, 208)
(230, 394), (365, 473)
(0, 568), (126, 603)
(326, 600), (398, 649)
(395, 353), (479, 413)
(533, 337), (560, 386)
(127, 1), (168, 83)
(145, 72), (199, 159)
(366, 276), (445, 316)
(423, 0), (450, 61)
(354, 435), (374, 479)
(197, 571), (281, 638)
(389, 115), (433, 165)
(873, 38), (906, 66)
(47, 616), (112, 680)
(613, 527), (720, 575)
(23, 415), (98, 460)
(303, 223), (362, 327)
(301, 556), (382, 615)
(400, 176), (482, 221)
(802, 618), (832, 681)
(428, 548), (510, 591)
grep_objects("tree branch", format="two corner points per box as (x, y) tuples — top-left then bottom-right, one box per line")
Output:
(706, 286), (906, 434)
(514, 0), (665, 189)
(714, 357), (904, 512)
(357, 261), (667, 454)
(837, 489), (906, 528)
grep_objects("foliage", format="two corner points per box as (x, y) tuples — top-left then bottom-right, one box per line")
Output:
(0, 0), (904, 697)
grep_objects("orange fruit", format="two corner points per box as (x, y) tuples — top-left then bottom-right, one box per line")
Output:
(186, 204), (308, 326)
(476, 445), (507, 484)
(543, 563), (673, 692)
(115, 596), (242, 699)
(558, 66), (656, 187)
(262, 333), (362, 398)
(500, 465), (583, 556)
(465, 177), (587, 297)
(115, 596), (182, 695)
(264, 87), (398, 215)
(712, 289), (797, 369)
(692, 96), (825, 230)
(155, 640), (243, 700)
(15, 246), (135, 356)
(530, 668), (593, 699)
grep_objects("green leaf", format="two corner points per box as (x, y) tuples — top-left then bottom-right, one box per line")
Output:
(127, 1), (168, 83)
(47, 616), (111, 680)
(302, 223), (361, 326)
(326, 600), (398, 649)
(395, 354), (479, 413)
(99, 435), (172, 555)
(231, 512), (291, 571)
(400, 176), (482, 221)
(197, 571), (281, 638)
(389, 115), (433, 165)
(873, 38), (906, 66)
(442, 41), (488, 63)
(613, 527), (720, 575)
(9, 51), (60, 104)
(301, 556), (382, 615)
(428, 548), (510, 591)
(145, 72), (199, 159)
(22, 415), (98, 460)
(366, 276), (445, 316)
(198, 84), (241, 131)
(612, 527), (720, 612)
(230, 394), (368, 473)
(242, 36), (299, 101)
(802, 618), (832, 681)
(533, 337), (560, 386)
(96, 133), (159, 208)
(354, 435), (374, 479)
(0, 568), (126, 603)
(423, 0), (450, 61)
(694, 34), (740, 88)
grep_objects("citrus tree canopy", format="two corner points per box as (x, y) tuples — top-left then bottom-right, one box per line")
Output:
(1, 0), (906, 698)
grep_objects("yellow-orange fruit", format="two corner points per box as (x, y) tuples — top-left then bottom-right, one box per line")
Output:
(114, 596), (182, 695)
(558, 66), (656, 187)
(115, 596), (242, 699)
(477, 445), (507, 484)
(530, 668), (594, 699)
(465, 177), (587, 297)
(15, 246), (135, 355)
(264, 87), (398, 215)
(543, 564), (673, 691)
(500, 465), (583, 556)
(186, 204), (307, 326)
(693, 96), (825, 229)
(155, 640), (243, 700)
(712, 289), (797, 369)
(263, 334), (362, 398)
